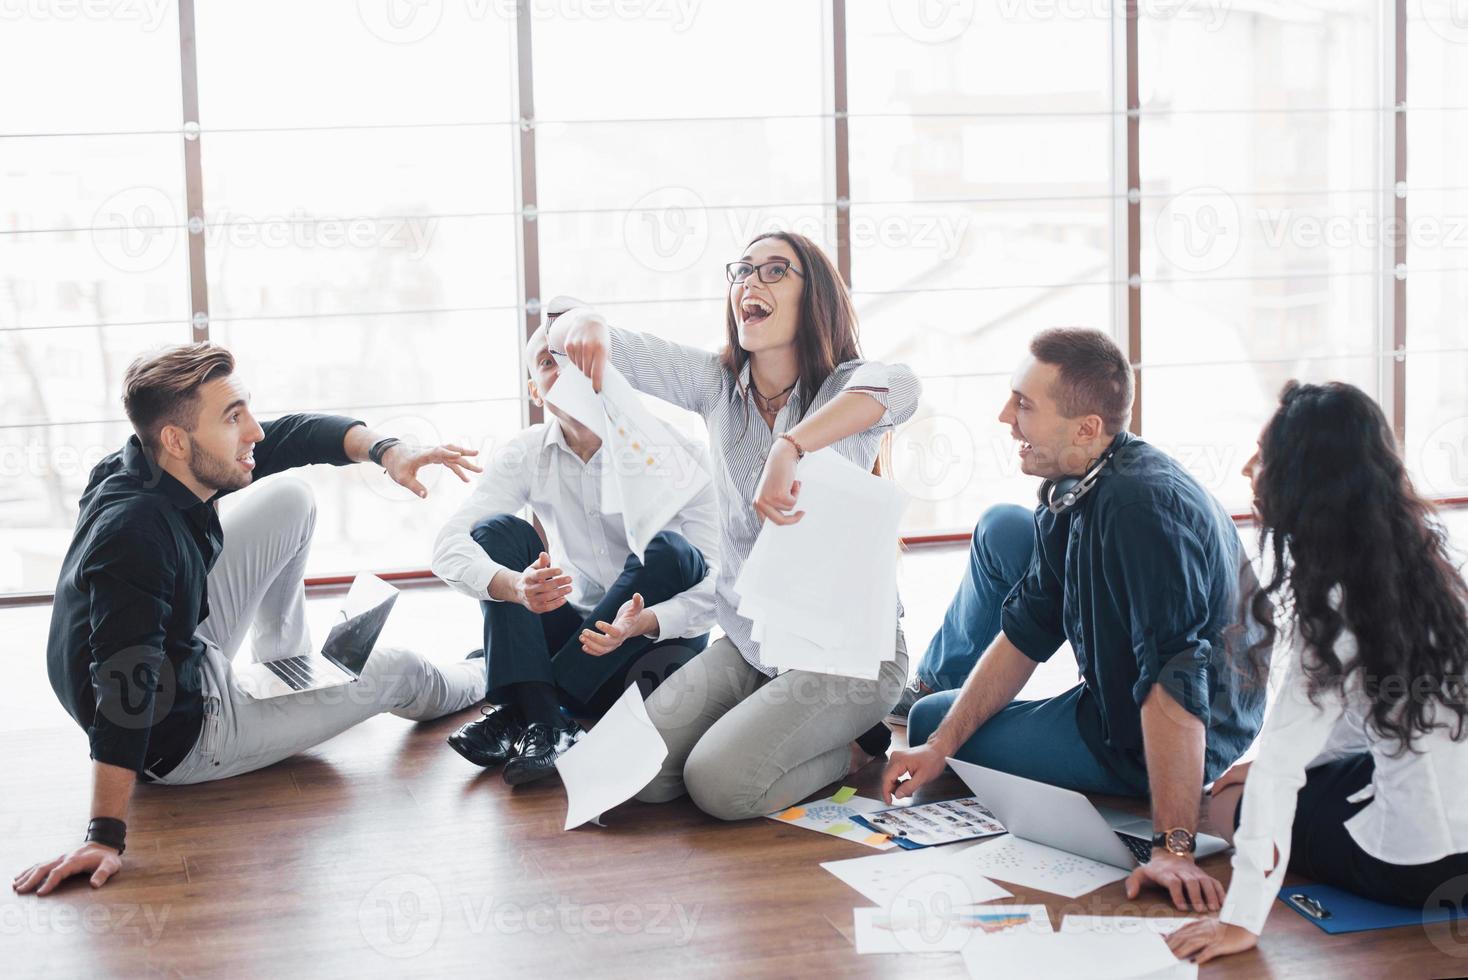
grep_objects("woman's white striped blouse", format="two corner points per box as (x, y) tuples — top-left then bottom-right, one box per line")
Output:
(607, 325), (923, 675)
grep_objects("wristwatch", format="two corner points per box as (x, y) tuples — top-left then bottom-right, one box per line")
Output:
(1152, 827), (1197, 857)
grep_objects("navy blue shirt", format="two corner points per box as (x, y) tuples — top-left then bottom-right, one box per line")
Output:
(46, 415), (363, 777)
(1000, 433), (1267, 782)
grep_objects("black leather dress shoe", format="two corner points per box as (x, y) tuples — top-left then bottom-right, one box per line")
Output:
(502, 720), (584, 786)
(447, 705), (524, 768)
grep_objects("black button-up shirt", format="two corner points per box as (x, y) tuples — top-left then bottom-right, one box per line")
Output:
(46, 414), (363, 777)
(1000, 432), (1269, 782)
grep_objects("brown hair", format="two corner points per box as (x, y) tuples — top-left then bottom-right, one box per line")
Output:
(719, 231), (895, 474)
(1028, 327), (1134, 435)
(720, 231), (862, 423)
(123, 342), (236, 451)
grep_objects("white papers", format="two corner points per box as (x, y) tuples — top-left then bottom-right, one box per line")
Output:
(854, 903), (1050, 955)
(858, 797), (1006, 848)
(554, 684), (667, 831)
(735, 449), (909, 679)
(1059, 917), (1198, 979)
(543, 355), (710, 560)
(959, 931), (1183, 980)
(1060, 915), (1197, 936)
(961, 835), (1130, 898)
(766, 789), (895, 850)
(821, 841), (1013, 908)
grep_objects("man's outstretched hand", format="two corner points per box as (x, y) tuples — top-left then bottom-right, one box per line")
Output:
(383, 443), (482, 498)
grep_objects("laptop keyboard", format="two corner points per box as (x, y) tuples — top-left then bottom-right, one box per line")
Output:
(1117, 832), (1154, 864)
(265, 656), (317, 691)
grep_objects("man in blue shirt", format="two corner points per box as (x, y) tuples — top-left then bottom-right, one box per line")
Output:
(882, 327), (1266, 913)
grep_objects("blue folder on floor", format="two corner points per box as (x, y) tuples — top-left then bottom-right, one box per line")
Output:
(1280, 884), (1468, 935)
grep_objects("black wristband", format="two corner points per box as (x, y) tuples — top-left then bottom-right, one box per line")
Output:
(368, 437), (403, 467)
(86, 817), (127, 855)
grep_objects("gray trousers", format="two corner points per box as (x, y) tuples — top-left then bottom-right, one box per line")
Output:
(635, 631), (908, 820)
(150, 477), (486, 785)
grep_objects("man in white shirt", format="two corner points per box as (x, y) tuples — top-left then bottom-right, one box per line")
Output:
(432, 305), (719, 785)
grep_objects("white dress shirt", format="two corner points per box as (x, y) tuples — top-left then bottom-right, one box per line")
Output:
(430, 417), (719, 641)
(1220, 626), (1468, 935)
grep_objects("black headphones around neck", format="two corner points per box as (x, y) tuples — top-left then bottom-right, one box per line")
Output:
(1037, 435), (1124, 516)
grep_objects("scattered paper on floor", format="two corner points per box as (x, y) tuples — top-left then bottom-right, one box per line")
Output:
(555, 684), (667, 831)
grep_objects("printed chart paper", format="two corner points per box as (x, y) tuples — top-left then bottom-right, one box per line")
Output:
(855, 797), (1006, 848)
(766, 788), (895, 850)
(854, 903), (1051, 955)
(1060, 915), (1197, 936)
(960, 835), (1129, 899)
(821, 841), (1013, 907)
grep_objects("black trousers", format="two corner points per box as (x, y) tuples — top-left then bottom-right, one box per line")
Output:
(470, 514), (709, 718)
(1237, 753), (1468, 907)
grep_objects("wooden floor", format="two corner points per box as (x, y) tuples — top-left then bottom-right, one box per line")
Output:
(7, 544), (1468, 978)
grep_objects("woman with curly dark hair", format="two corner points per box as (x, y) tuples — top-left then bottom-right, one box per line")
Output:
(1169, 381), (1468, 965)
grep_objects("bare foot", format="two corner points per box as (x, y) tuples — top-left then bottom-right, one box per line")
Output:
(849, 740), (877, 775)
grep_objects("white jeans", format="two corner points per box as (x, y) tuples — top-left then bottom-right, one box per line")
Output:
(150, 477), (486, 785)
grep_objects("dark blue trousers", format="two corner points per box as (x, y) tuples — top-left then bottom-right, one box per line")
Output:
(470, 514), (709, 719)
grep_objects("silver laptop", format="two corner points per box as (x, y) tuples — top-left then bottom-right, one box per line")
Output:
(948, 758), (1229, 869)
(236, 575), (399, 700)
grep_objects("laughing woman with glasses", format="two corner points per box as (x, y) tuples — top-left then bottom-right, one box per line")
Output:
(548, 230), (921, 820)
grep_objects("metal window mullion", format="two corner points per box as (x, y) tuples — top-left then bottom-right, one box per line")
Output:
(831, 0), (852, 288)
(1391, 0), (1408, 447)
(513, 1), (542, 427)
(1119, 1), (1142, 435)
(178, 0), (209, 342)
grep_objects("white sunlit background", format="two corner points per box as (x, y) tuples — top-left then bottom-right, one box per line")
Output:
(2, 0), (1466, 597)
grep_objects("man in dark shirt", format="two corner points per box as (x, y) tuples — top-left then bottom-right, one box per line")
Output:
(881, 328), (1267, 915)
(15, 343), (485, 897)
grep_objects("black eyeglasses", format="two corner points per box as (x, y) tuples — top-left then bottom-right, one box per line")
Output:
(726, 259), (804, 285)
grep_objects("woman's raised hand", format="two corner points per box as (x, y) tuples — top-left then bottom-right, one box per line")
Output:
(556, 309), (612, 393)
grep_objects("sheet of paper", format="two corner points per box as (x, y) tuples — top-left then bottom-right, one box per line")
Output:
(960, 835), (1129, 899)
(821, 841), (1013, 908)
(598, 365), (709, 558)
(736, 451), (903, 619)
(734, 449), (908, 679)
(857, 797), (1006, 848)
(1060, 915), (1197, 936)
(766, 788), (895, 850)
(1057, 917), (1198, 979)
(539, 353), (609, 440)
(756, 622), (883, 680)
(543, 355), (710, 560)
(854, 903), (1050, 955)
(959, 931), (1183, 980)
(554, 684), (667, 831)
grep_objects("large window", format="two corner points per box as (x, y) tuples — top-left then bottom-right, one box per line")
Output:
(532, 0), (833, 442)
(1139, 1), (1385, 506)
(2, 9), (190, 594)
(847, 2), (1114, 529)
(2, 2), (1465, 596)
(1405, 1), (1468, 500)
(193, 3), (521, 577)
